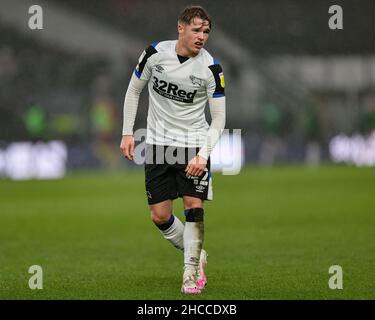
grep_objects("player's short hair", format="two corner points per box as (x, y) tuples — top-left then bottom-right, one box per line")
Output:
(178, 5), (211, 29)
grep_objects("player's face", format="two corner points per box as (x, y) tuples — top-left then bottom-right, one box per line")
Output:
(178, 18), (210, 56)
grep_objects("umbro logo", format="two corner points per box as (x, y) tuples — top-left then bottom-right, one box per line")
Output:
(196, 185), (205, 192)
(190, 75), (204, 86)
(155, 65), (164, 73)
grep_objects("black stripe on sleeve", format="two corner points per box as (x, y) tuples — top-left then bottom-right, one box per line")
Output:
(135, 45), (158, 77)
(208, 64), (225, 97)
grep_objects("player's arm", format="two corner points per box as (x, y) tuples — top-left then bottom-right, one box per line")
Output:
(120, 45), (157, 160)
(120, 74), (147, 160)
(197, 96), (226, 160)
(198, 62), (226, 161)
(186, 63), (226, 176)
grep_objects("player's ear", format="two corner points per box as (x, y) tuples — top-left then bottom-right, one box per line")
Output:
(177, 21), (184, 35)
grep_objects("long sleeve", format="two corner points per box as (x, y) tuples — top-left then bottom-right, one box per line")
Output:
(198, 96), (226, 160)
(122, 73), (148, 135)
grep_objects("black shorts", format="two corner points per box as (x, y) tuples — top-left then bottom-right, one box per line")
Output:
(144, 144), (213, 205)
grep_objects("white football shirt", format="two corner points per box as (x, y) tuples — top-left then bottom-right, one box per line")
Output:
(134, 40), (225, 148)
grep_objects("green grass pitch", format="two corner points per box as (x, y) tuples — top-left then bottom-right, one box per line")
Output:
(0, 165), (374, 299)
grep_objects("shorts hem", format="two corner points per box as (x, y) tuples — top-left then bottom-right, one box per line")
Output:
(147, 195), (178, 205)
(177, 192), (211, 201)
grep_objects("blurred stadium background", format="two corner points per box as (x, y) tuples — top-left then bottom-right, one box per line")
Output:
(1, 0), (375, 174)
(0, 0), (374, 299)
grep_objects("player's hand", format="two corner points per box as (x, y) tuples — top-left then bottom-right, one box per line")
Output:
(120, 135), (135, 161)
(185, 155), (207, 177)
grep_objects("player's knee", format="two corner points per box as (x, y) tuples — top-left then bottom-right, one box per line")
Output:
(150, 210), (170, 225)
(183, 197), (203, 209)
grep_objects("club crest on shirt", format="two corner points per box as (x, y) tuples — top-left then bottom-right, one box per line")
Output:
(190, 75), (204, 87)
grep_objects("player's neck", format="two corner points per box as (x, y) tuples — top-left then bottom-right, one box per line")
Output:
(175, 40), (198, 58)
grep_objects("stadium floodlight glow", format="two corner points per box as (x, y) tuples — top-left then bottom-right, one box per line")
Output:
(329, 130), (375, 166)
(0, 141), (67, 180)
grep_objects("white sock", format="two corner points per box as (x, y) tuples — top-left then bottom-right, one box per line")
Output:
(183, 208), (204, 268)
(157, 215), (184, 251)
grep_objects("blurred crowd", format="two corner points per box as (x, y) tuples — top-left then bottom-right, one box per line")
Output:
(1, 0), (375, 167)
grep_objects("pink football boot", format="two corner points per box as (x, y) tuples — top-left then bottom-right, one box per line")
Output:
(181, 272), (201, 294)
(196, 249), (208, 290)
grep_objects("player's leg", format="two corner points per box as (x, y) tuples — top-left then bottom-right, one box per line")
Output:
(183, 197), (208, 291)
(180, 196), (205, 294)
(176, 150), (212, 293)
(149, 200), (185, 250)
(145, 144), (184, 250)
(183, 196), (204, 269)
(150, 195), (207, 288)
